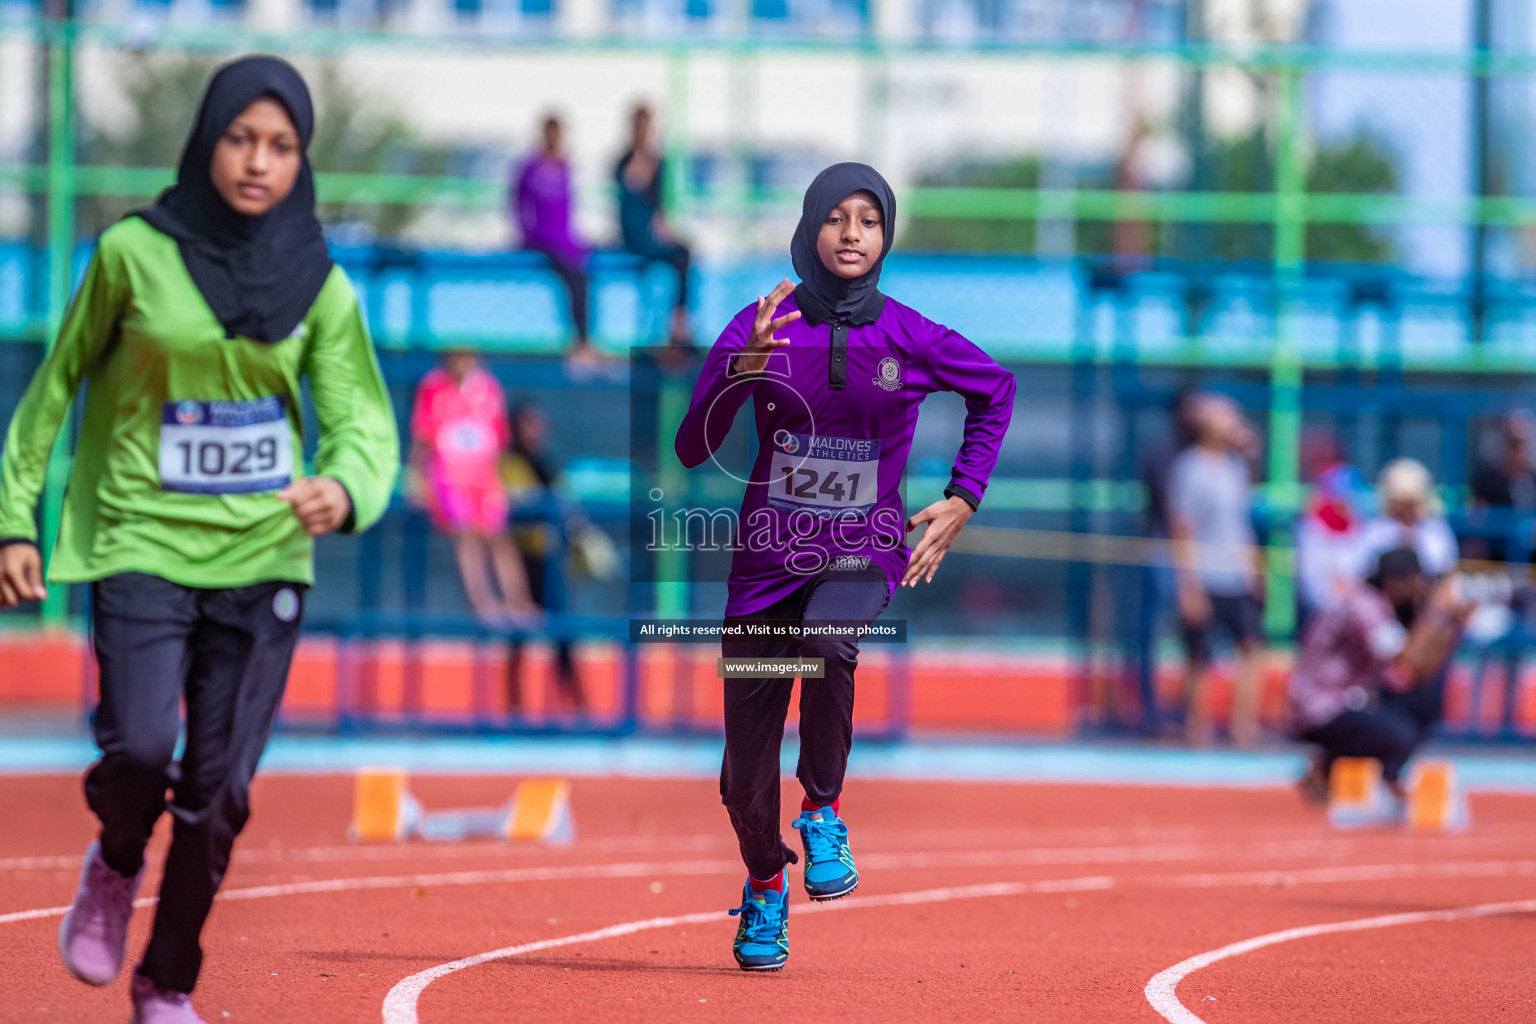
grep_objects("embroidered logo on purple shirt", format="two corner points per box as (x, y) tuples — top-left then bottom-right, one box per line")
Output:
(874, 356), (903, 391)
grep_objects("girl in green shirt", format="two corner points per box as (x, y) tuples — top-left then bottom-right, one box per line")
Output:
(0, 56), (398, 1024)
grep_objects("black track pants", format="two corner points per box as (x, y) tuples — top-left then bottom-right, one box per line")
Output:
(719, 565), (891, 881)
(532, 246), (591, 338)
(87, 572), (305, 993)
(1300, 703), (1428, 783)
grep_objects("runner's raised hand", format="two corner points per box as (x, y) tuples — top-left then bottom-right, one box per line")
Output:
(731, 278), (801, 377)
(901, 495), (974, 586)
(277, 477), (353, 537)
(0, 542), (46, 607)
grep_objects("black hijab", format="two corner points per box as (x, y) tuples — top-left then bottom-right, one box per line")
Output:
(790, 162), (896, 326)
(137, 55), (331, 344)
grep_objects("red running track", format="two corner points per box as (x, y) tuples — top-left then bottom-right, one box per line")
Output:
(2, 775), (1535, 1023)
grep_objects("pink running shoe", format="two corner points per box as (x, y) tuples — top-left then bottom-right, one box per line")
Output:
(129, 974), (208, 1024)
(58, 840), (144, 986)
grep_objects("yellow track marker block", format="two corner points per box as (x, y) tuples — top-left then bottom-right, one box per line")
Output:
(1407, 760), (1471, 832)
(1327, 757), (1400, 829)
(1331, 757), (1380, 805)
(504, 779), (574, 842)
(350, 767), (413, 843)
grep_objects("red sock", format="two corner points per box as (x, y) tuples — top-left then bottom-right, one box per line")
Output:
(801, 796), (841, 814)
(749, 871), (785, 893)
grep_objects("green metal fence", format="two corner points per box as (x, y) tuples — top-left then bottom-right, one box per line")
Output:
(2, 17), (1534, 637)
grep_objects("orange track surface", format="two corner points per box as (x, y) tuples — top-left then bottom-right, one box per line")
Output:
(4, 775), (1536, 1023)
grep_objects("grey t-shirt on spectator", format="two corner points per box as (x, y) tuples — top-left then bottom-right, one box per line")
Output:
(1169, 447), (1256, 596)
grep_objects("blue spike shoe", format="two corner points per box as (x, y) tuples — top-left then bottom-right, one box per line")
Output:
(792, 805), (859, 901)
(728, 879), (789, 971)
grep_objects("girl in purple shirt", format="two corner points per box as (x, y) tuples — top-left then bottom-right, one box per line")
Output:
(513, 114), (598, 367)
(675, 163), (1015, 971)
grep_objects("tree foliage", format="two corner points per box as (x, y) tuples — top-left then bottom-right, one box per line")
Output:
(903, 156), (1041, 253)
(1304, 131), (1399, 264)
(904, 128), (1400, 265)
(79, 54), (450, 238)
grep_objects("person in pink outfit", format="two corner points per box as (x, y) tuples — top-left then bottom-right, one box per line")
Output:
(410, 350), (535, 618)
(1296, 461), (1367, 622)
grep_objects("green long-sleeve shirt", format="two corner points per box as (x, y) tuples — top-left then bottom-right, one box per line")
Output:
(0, 216), (400, 588)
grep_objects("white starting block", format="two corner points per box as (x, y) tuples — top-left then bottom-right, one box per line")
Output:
(348, 767), (575, 844)
(1406, 759), (1471, 833)
(1327, 757), (1403, 829)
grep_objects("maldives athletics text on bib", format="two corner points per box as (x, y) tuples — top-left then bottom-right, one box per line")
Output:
(768, 432), (880, 518)
(158, 397), (294, 495)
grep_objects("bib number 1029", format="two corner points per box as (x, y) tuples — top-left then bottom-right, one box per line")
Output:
(159, 397), (293, 495)
(173, 437), (281, 478)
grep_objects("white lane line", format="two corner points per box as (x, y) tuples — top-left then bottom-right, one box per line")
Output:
(9, 819), (1536, 875)
(0, 850), (1146, 924)
(0, 835), (731, 873)
(0, 856), (80, 872)
(0, 847), (1254, 924)
(7, 845), (1536, 929)
(8, 845), (1536, 930)
(854, 836), (1536, 872)
(379, 875), (1120, 1024)
(5, 827), (1525, 887)
(1145, 898), (1536, 1024)
(0, 855), (1104, 926)
(377, 859), (1536, 1024)
(0, 896), (158, 926)
(1148, 857), (1536, 890)
(0, 859), (738, 926)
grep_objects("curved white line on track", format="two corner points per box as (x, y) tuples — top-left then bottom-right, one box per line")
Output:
(379, 876), (1117, 1024)
(8, 849), (1536, 1021)
(377, 859), (1536, 1024)
(1144, 898), (1536, 1024)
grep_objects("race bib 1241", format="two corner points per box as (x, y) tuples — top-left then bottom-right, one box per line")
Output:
(767, 432), (880, 517)
(159, 397), (293, 495)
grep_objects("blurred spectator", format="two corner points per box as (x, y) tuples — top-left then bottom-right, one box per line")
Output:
(1169, 393), (1265, 748)
(1467, 409), (1536, 565)
(410, 351), (537, 620)
(514, 114), (599, 368)
(1291, 548), (1473, 804)
(1111, 117), (1152, 263)
(1357, 458), (1458, 579)
(502, 402), (585, 711)
(1296, 461), (1367, 622)
(615, 103), (694, 348)
(1141, 388), (1200, 544)
(1463, 411), (1536, 736)
(1128, 387), (1200, 733)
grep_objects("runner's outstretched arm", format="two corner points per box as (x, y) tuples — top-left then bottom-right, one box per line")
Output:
(929, 327), (1016, 511)
(0, 238), (129, 551)
(903, 325), (1015, 585)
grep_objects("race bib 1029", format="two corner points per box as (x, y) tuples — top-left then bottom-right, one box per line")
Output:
(768, 432), (880, 517)
(159, 397), (294, 495)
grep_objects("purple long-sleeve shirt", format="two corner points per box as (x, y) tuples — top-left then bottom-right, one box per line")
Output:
(675, 293), (1016, 617)
(513, 154), (585, 265)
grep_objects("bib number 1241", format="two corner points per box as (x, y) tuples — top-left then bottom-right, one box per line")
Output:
(767, 432), (880, 516)
(779, 466), (861, 504)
